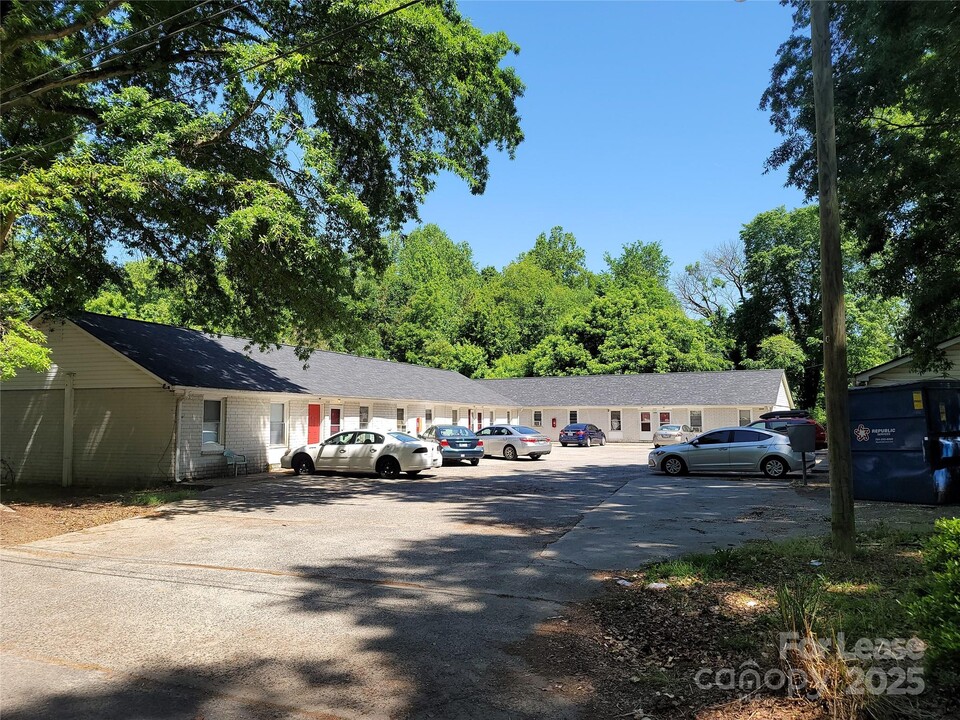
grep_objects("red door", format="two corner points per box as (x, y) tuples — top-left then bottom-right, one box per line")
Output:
(330, 408), (341, 436)
(308, 404), (321, 444)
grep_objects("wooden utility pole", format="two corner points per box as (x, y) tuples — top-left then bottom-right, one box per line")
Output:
(810, 0), (855, 556)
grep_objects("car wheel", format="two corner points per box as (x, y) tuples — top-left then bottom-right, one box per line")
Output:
(585, 437), (591, 447)
(599, 435), (606, 446)
(292, 456), (314, 475)
(529, 453), (541, 460)
(470, 458), (480, 466)
(376, 457), (401, 479)
(762, 456), (787, 479)
(503, 445), (518, 461)
(406, 470), (422, 477)
(561, 443), (568, 447)
(662, 456), (687, 476)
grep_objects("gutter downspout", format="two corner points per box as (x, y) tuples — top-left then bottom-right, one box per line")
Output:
(62, 372), (75, 487)
(173, 391), (185, 482)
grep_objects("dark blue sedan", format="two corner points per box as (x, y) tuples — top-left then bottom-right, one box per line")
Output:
(420, 425), (484, 465)
(559, 423), (606, 447)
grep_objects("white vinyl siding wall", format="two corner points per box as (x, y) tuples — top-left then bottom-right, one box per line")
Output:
(1, 320), (163, 391)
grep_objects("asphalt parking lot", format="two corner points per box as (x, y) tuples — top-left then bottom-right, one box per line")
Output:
(1, 444), (831, 720)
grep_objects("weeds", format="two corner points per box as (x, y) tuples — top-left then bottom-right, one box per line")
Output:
(123, 490), (199, 506)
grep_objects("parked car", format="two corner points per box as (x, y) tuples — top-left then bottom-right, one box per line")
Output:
(647, 426), (813, 478)
(281, 430), (442, 478)
(652, 424), (696, 447)
(559, 423), (606, 447)
(476, 425), (552, 460)
(419, 425), (484, 465)
(747, 413), (827, 450)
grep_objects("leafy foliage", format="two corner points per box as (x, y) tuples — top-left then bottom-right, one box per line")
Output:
(911, 518), (960, 686)
(0, 0), (524, 366)
(762, 1), (960, 369)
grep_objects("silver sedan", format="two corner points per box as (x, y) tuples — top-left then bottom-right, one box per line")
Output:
(475, 425), (553, 460)
(648, 426), (811, 479)
(652, 424), (696, 447)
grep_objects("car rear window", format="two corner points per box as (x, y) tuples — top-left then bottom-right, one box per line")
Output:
(438, 427), (473, 438)
(515, 426), (539, 434)
(564, 424), (587, 430)
(389, 432), (418, 442)
(660, 425), (681, 431)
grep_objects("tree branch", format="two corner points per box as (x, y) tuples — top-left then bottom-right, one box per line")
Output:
(2, 0), (123, 54)
(195, 84), (270, 148)
(867, 114), (960, 130)
(1, 49), (228, 108)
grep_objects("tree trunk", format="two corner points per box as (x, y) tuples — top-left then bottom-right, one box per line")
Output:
(811, 0), (855, 557)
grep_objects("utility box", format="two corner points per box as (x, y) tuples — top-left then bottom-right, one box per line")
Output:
(786, 424), (817, 454)
(848, 380), (960, 504)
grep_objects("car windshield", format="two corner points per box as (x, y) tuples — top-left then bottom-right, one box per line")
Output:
(388, 432), (418, 443)
(660, 425), (681, 431)
(515, 426), (539, 435)
(438, 426), (473, 438)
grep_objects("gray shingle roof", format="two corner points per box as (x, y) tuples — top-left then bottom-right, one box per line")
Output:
(478, 370), (788, 408)
(72, 313), (516, 406)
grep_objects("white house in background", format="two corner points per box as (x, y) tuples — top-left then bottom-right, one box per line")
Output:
(1, 313), (792, 486)
(853, 335), (960, 387)
(478, 371), (793, 444)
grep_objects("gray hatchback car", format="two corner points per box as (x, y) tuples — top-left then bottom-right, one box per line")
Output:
(647, 427), (810, 478)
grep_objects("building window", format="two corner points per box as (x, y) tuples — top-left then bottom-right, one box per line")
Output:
(488, 411), (494, 426)
(452, 409), (459, 424)
(689, 410), (703, 432)
(425, 408), (432, 425)
(507, 410), (512, 424)
(610, 410), (622, 431)
(569, 410), (578, 425)
(640, 411), (651, 433)
(533, 410), (542, 427)
(659, 411), (671, 426)
(359, 406), (369, 429)
(396, 408), (405, 429)
(739, 409), (751, 426)
(202, 400), (223, 446)
(269, 403), (286, 445)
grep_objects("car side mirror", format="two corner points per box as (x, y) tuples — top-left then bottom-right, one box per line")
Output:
(690, 439), (700, 447)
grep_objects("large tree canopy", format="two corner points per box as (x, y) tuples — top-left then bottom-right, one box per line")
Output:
(761, 0), (960, 369)
(0, 0), (523, 370)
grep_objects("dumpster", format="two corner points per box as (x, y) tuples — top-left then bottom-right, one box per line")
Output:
(848, 380), (960, 504)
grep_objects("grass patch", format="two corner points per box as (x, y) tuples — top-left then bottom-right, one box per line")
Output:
(575, 521), (956, 719)
(123, 490), (199, 506)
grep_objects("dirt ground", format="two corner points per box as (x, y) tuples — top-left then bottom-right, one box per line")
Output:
(0, 485), (201, 546)
(0, 499), (153, 546)
(512, 495), (960, 720)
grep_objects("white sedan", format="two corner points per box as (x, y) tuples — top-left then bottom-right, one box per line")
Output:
(281, 430), (442, 478)
(475, 425), (553, 460)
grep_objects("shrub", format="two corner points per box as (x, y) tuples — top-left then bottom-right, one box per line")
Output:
(911, 517), (960, 686)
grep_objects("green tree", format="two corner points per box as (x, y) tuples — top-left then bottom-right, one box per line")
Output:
(517, 226), (591, 289)
(740, 333), (806, 384)
(0, 1), (523, 365)
(762, 1), (960, 369)
(85, 259), (182, 325)
(378, 224), (481, 368)
(739, 206), (824, 409)
(466, 255), (590, 363)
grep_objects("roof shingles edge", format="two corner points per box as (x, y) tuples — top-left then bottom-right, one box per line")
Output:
(477, 370), (787, 408)
(69, 313), (516, 406)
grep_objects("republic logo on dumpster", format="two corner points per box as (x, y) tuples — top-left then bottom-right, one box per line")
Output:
(854, 424), (871, 442)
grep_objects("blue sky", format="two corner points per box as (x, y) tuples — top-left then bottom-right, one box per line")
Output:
(410, 1), (809, 275)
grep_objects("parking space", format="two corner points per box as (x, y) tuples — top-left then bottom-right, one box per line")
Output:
(1, 444), (830, 720)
